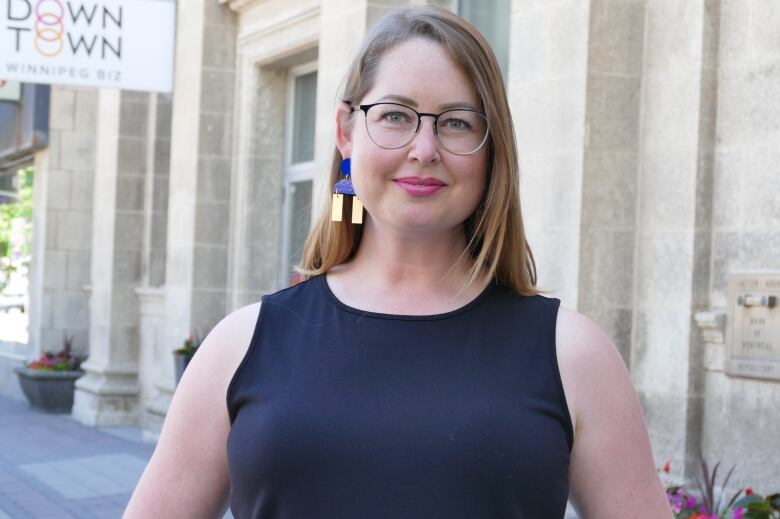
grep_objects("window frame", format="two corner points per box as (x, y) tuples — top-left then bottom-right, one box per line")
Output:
(279, 61), (318, 288)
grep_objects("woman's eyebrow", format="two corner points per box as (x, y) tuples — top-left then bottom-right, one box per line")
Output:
(375, 94), (479, 112)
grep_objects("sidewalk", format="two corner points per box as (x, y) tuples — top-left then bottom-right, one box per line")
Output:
(0, 393), (155, 519)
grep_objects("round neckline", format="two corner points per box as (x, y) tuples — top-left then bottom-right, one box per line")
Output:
(318, 274), (496, 321)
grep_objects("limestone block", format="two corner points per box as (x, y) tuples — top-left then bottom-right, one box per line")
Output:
(507, 5), (547, 84)
(711, 150), (742, 229)
(194, 202), (230, 247)
(511, 79), (586, 155)
(49, 89), (76, 131)
(198, 157), (231, 203)
(113, 253), (142, 285)
(702, 371), (780, 490)
(718, 0), (752, 63)
(199, 113), (233, 157)
(193, 245), (229, 290)
(68, 169), (95, 209)
(637, 151), (697, 230)
(66, 250), (91, 290)
(108, 325), (141, 361)
(56, 210), (93, 251)
(115, 175), (145, 212)
(748, 0), (780, 60)
(114, 213), (144, 253)
(203, 25), (237, 70)
(739, 150), (780, 230)
(46, 171), (71, 211)
(40, 328), (65, 353)
(598, 231), (635, 307)
(640, 73), (701, 153)
(153, 175), (170, 213)
(526, 228), (580, 306)
(587, 0), (645, 77)
(42, 251), (67, 290)
(201, 67), (236, 115)
(40, 292), (54, 329)
(519, 151), (582, 231)
(51, 291), (89, 330)
(741, 231), (780, 268)
(717, 60), (780, 147)
(631, 307), (692, 394)
(119, 101), (150, 140)
(586, 75), (641, 152)
(642, 0), (703, 73)
(190, 288), (227, 333)
(74, 90), (98, 131)
(46, 130), (62, 170)
(581, 151), (637, 228)
(637, 391), (689, 476)
(634, 230), (694, 307)
(59, 131), (95, 171)
(117, 138), (147, 175)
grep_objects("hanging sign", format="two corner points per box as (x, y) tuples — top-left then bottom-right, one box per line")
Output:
(0, 0), (176, 92)
(0, 80), (22, 101)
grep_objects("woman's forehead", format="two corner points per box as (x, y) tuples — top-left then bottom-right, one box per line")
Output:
(367, 37), (480, 107)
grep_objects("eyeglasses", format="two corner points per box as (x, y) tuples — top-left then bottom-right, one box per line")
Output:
(351, 102), (489, 155)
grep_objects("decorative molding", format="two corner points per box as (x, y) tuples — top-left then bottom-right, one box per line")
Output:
(695, 310), (727, 372)
(694, 310), (727, 345)
(236, 5), (320, 50)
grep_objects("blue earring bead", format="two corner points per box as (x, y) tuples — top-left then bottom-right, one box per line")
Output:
(340, 158), (351, 175)
(332, 157), (363, 224)
(334, 157), (355, 195)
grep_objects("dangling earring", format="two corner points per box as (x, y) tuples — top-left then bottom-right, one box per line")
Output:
(331, 158), (364, 224)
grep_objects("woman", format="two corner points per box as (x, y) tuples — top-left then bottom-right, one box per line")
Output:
(124, 6), (672, 519)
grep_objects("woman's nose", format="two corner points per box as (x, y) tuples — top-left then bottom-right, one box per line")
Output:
(408, 117), (440, 161)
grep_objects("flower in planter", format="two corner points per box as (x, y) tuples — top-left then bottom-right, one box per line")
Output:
(174, 331), (202, 357)
(660, 458), (780, 519)
(25, 334), (83, 371)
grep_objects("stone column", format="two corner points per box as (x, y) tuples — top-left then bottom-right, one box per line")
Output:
(700, 0), (780, 489)
(577, 0), (645, 363)
(72, 91), (150, 426)
(28, 86), (96, 362)
(163, 0), (237, 392)
(629, 0), (719, 480)
(509, 0), (590, 308)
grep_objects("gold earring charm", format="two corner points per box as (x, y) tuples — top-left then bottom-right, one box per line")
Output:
(351, 197), (364, 224)
(331, 193), (344, 222)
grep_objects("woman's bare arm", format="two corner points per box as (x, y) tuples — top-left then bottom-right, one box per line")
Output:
(556, 307), (673, 519)
(123, 302), (261, 519)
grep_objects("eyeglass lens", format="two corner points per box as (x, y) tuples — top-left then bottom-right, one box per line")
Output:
(363, 103), (488, 155)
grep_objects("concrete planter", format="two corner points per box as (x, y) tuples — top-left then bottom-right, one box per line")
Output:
(14, 367), (84, 413)
(173, 352), (193, 385)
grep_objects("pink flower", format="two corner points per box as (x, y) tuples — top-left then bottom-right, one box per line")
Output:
(733, 508), (745, 519)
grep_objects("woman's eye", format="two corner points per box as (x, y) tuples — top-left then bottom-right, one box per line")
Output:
(441, 118), (471, 131)
(382, 111), (410, 123)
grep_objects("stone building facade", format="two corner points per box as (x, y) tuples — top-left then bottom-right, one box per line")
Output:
(7, 0), (779, 492)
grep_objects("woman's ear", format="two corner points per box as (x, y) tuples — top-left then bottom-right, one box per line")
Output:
(335, 102), (353, 158)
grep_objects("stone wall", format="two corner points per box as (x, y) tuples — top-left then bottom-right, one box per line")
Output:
(28, 86), (96, 361)
(700, 0), (780, 491)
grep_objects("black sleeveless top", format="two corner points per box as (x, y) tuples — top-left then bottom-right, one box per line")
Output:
(226, 276), (573, 518)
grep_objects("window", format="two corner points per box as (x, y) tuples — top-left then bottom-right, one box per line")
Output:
(458, 0), (511, 79)
(280, 64), (317, 287)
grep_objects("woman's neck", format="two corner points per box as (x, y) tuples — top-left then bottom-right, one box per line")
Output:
(325, 217), (487, 315)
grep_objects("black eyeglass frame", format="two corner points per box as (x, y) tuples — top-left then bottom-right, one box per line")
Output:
(350, 102), (490, 155)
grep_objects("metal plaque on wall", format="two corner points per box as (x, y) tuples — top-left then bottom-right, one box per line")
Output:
(726, 272), (780, 381)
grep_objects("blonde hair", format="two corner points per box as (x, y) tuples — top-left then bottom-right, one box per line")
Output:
(300, 5), (537, 296)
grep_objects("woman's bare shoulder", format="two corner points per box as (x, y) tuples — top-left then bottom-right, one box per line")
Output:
(198, 301), (262, 383)
(123, 301), (263, 518)
(554, 306), (629, 436)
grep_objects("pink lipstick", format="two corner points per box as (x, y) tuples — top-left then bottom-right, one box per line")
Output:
(394, 177), (446, 197)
